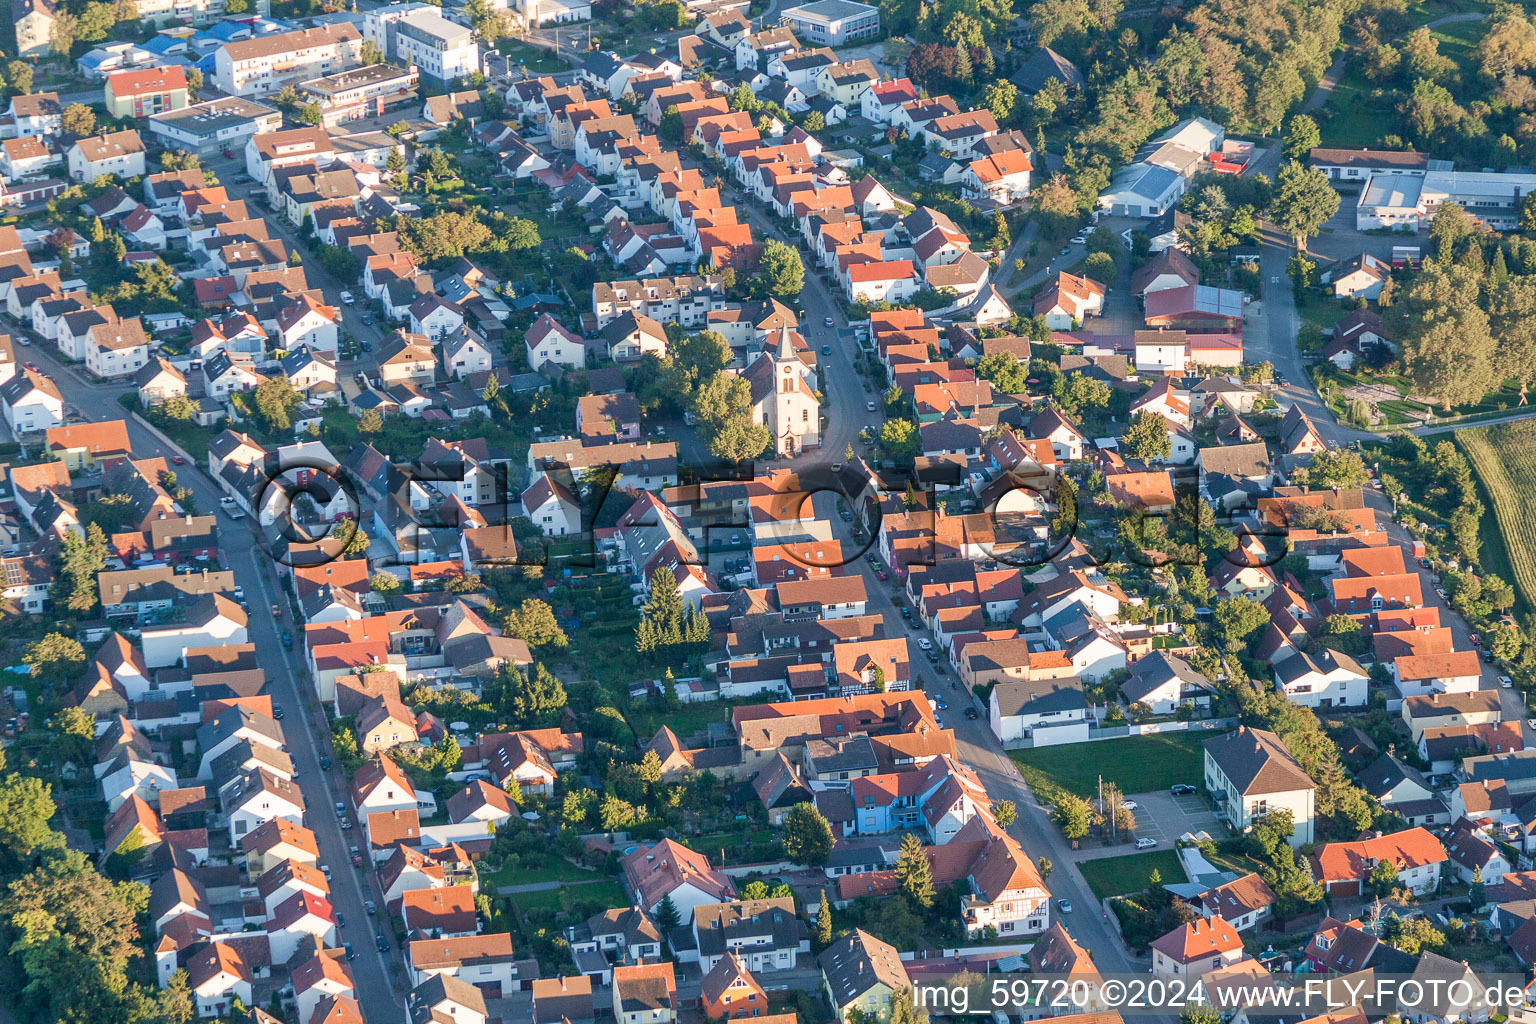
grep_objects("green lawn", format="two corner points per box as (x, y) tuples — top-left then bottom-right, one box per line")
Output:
(511, 879), (627, 914)
(1012, 731), (1218, 798)
(1078, 850), (1189, 901)
(627, 699), (736, 745)
(483, 860), (606, 890)
(497, 40), (569, 73)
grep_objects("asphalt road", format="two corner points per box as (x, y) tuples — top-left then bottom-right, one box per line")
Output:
(13, 342), (404, 1022)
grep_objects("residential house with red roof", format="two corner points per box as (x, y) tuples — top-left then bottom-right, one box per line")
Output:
(620, 839), (738, 922)
(1034, 272), (1104, 329)
(1309, 827), (1447, 897)
(1150, 917), (1244, 976)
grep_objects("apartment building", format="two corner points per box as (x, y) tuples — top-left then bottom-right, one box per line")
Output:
(213, 23), (364, 97)
(365, 4), (479, 85)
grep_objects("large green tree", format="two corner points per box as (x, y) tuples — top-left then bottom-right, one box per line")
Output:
(1269, 161), (1340, 249)
(754, 239), (804, 300)
(502, 598), (569, 650)
(895, 832), (935, 908)
(783, 802), (834, 866)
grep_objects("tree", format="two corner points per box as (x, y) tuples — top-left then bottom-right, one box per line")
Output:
(503, 598), (569, 650)
(50, 8), (78, 52)
(1368, 858), (1400, 897)
(1182, 1003), (1222, 1024)
(1053, 794), (1092, 841)
(1081, 251), (1116, 285)
(342, 524), (371, 557)
(976, 351), (1029, 393)
(0, 848), (156, 1022)
(184, 67), (203, 97)
(61, 103), (96, 137)
(1385, 914), (1445, 955)
(1269, 161), (1341, 249)
(1312, 614), (1366, 657)
(370, 572), (402, 599)
(6, 61), (33, 96)
(783, 802), (834, 866)
(1302, 448), (1370, 488)
(654, 892), (681, 932)
(1284, 114), (1321, 159)
(995, 800), (1017, 828)
(756, 239), (805, 300)
(23, 632), (86, 687)
(816, 889), (833, 946)
(896, 832), (935, 907)
(299, 102), (322, 125)
(1038, 857), (1053, 880)
(982, 79), (1019, 125)
(254, 374), (301, 431)
(692, 371), (770, 461)
(53, 525), (107, 615)
(1214, 596), (1269, 650)
(504, 217), (541, 251)
(501, 663), (567, 727)
(1054, 372), (1111, 416)
(880, 419), (920, 460)
(1121, 410), (1171, 461)
(0, 775), (60, 864)
(1248, 809), (1296, 860)
(1469, 864), (1486, 909)
(361, 39), (385, 64)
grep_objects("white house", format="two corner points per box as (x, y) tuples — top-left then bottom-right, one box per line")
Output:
(1273, 648), (1368, 709)
(275, 294), (339, 353)
(1, 369), (64, 434)
(441, 330), (492, 379)
(524, 313), (586, 370)
(187, 943), (252, 1019)
(67, 129), (147, 182)
(522, 473), (582, 537)
(989, 677), (1090, 746)
(1203, 727), (1315, 847)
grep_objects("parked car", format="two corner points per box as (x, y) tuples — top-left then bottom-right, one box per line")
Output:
(339, 816), (351, 829)
(917, 638), (933, 650)
(170, 455), (186, 465)
(343, 943), (355, 960)
(336, 912), (346, 927)
(339, 290), (355, 305)
(965, 707), (978, 720)
(272, 704), (284, 720)
(376, 934), (389, 952)
(351, 846), (363, 866)
(1135, 837), (1157, 849)
(1121, 800), (1138, 810)
(866, 401), (877, 412)
(824, 317), (834, 326)
(1501, 676), (1514, 688)
(365, 900), (376, 915)
(1057, 898), (1073, 912)
(1170, 784), (1196, 795)
(821, 345), (832, 355)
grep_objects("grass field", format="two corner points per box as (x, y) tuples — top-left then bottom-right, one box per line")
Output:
(483, 860), (606, 890)
(511, 879), (626, 914)
(1078, 850), (1189, 900)
(1011, 731), (1218, 798)
(1455, 421), (1536, 614)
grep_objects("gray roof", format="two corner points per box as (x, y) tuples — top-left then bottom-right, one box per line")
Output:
(1203, 727), (1313, 796)
(818, 930), (908, 1007)
(1273, 648), (1365, 686)
(196, 704), (283, 757)
(805, 735), (878, 774)
(693, 896), (807, 960)
(1463, 748), (1536, 783)
(1357, 752), (1431, 801)
(1199, 441), (1271, 479)
(991, 676), (1088, 718)
(1121, 651), (1211, 705)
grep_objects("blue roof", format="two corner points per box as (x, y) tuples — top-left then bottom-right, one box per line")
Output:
(1109, 162), (1182, 203)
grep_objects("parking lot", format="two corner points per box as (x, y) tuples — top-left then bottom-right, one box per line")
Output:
(1127, 788), (1224, 848)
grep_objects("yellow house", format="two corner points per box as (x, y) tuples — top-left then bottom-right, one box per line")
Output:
(104, 66), (190, 119)
(820, 929), (910, 1022)
(44, 420), (133, 472)
(813, 59), (878, 107)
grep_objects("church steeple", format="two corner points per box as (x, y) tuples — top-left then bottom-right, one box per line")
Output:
(776, 323), (795, 362)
